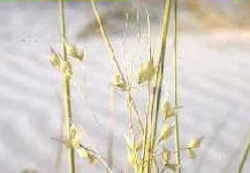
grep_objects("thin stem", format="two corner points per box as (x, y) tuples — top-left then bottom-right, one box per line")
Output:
(141, 11), (152, 173)
(80, 146), (113, 173)
(173, 0), (181, 173)
(58, 0), (76, 173)
(51, 138), (113, 173)
(238, 136), (250, 173)
(151, 0), (172, 147)
(59, 0), (67, 60)
(90, 0), (144, 133)
(128, 92), (144, 133)
(147, 0), (172, 172)
(90, 0), (125, 82)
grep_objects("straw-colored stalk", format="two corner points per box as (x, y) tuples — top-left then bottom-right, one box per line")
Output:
(90, 0), (144, 133)
(146, 0), (172, 173)
(238, 136), (250, 173)
(58, 0), (76, 173)
(141, 10), (152, 173)
(173, 0), (181, 173)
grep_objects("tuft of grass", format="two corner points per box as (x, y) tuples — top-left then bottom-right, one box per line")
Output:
(50, 0), (204, 173)
(90, 0), (204, 173)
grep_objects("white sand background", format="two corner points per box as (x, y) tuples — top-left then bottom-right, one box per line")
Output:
(0, 0), (250, 173)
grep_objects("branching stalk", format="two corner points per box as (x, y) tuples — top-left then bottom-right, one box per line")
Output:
(79, 145), (113, 173)
(58, 0), (76, 173)
(90, 0), (144, 133)
(90, 0), (125, 82)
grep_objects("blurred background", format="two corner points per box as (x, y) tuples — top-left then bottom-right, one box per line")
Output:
(0, 0), (250, 173)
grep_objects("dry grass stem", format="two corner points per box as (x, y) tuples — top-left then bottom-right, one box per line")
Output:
(173, 0), (181, 172)
(238, 136), (250, 173)
(58, 0), (76, 173)
(147, 1), (172, 172)
(90, 0), (144, 133)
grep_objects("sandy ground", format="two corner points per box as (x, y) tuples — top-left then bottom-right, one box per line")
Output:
(0, 1), (250, 173)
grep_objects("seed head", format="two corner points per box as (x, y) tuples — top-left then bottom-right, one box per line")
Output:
(159, 124), (174, 142)
(77, 147), (97, 164)
(137, 59), (156, 84)
(49, 48), (61, 68)
(186, 137), (204, 149)
(161, 101), (175, 119)
(65, 41), (85, 61)
(112, 72), (127, 90)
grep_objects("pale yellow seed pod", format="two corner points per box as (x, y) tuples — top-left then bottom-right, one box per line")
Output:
(77, 148), (97, 164)
(49, 48), (61, 68)
(159, 124), (174, 142)
(137, 59), (156, 84)
(65, 41), (85, 61)
(186, 137), (204, 149)
(65, 42), (77, 57)
(49, 54), (60, 67)
(112, 72), (126, 90)
(161, 101), (175, 119)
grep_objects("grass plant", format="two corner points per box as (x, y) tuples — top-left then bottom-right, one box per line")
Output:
(90, 0), (203, 173)
(49, 0), (204, 173)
